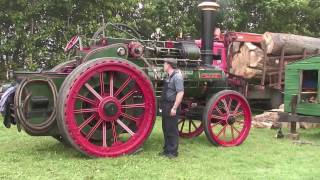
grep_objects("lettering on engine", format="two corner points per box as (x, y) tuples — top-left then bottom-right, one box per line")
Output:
(200, 73), (222, 79)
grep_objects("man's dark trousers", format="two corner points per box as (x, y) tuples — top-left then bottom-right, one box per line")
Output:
(162, 102), (179, 156)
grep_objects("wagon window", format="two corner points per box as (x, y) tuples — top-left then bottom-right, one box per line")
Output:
(300, 70), (318, 103)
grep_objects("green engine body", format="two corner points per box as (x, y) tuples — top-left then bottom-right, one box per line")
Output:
(13, 27), (227, 136)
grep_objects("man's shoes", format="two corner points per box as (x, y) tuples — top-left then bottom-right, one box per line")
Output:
(164, 153), (178, 159)
(158, 151), (178, 158)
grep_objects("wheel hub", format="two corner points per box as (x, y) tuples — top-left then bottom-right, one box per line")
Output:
(104, 102), (118, 116)
(227, 116), (236, 125)
(98, 97), (122, 121)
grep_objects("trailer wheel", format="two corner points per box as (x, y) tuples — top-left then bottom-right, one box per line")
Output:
(203, 90), (251, 147)
(178, 118), (204, 138)
(57, 58), (156, 157)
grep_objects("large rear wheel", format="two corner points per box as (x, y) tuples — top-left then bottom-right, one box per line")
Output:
(57, 58), (156, 157)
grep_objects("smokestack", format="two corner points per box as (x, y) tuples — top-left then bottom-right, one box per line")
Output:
(198, 0), (220, 66)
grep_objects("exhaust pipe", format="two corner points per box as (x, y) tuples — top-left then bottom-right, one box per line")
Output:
(198, 0), (220, 66)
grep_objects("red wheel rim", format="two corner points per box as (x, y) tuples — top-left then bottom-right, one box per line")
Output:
(63, 60), (155, 157)
(178, 118), (204, 138)
(207, 93), (251, 146)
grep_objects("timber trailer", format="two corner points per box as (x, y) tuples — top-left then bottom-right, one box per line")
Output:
(1, 0), (252, 157)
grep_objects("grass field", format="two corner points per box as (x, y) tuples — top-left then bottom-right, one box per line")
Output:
(1, 117), (320, 180)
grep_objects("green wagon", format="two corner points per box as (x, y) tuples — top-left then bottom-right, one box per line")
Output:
(279, 55), (320, 138)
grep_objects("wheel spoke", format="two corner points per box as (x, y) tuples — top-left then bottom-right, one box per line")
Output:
(102, 122), (107, 147)
(120, 113), (139, 123)
(221, 98), (229, 114)
(114, 76), (132, 97)
(216, 125), (227, 137)
(111, 121), (118, 143)
(235, 119), (244, 124)
(119, 89), (136, 103)
(223, 125), (227, 139)
(109, 72), (114, 97)
(74, 108), (98, 114)
(122, 103), (145, 109)
(233, 102), (241, 115)
(211, 122), (220, 129)
(100, 72), (105, 96)
(232, 111), (244, 118)
(116, 119), (135, 136)
(228, 97), (233, 112)
(78, 114), (96, 130)
(180, 119), (186, 132)
(86, 119), (103, 140)
(211, 114), (225, 121)
(231, 125), (241, 134)
(191, 120), (198, 129)
(85, 83), (103, 101)
(76, 95), (97, 106)
(215, 106), (223, 115)
(231, 125), (235, 141)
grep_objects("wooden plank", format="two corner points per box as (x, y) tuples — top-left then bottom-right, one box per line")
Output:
(278, 112), (320, 123)
(261, 44), (268, 86)
(290, 95), (298, 134)
(300, 91), (317, 94)
(278, 47), (285, 89)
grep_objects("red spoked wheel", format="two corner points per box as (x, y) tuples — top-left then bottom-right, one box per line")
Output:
(178, 104), (204, 138)
(203, 90), (251, 147)
(178, 118), (204, 138)
(57, 58), (156, 157)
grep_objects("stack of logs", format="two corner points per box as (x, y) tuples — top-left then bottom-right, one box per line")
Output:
(229, 32), (320, 80)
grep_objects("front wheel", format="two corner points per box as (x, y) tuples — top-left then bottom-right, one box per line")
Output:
(203, 90), (252, 147)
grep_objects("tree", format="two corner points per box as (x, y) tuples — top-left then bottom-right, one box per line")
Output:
(0, 0), (319, 81)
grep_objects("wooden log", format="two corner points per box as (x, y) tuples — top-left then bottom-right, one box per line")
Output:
(263, 32), (320, 55)
(230, 42), (264, 79)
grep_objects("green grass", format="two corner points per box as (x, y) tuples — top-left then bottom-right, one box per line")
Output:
(1, 117), (320, 180)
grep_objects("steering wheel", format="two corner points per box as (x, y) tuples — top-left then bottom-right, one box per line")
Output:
(91, 23), (141, 46)
(64, 35), (80, 52)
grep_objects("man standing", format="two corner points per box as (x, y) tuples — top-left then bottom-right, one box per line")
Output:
(160, 59), (184, 158)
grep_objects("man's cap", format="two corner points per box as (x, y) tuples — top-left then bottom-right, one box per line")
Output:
(164, 59), (178, 68)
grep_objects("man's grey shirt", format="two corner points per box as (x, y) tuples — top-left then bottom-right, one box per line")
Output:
(165, 70), (184, 102)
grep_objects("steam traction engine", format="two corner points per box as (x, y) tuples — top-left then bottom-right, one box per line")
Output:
(4, 1), (252, 157)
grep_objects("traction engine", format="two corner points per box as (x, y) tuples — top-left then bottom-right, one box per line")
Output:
(1, 0), (252, 157)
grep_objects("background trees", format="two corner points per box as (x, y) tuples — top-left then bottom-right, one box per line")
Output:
(0, 0), (319, 80)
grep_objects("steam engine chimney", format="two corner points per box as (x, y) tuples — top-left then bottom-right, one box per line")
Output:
(198, 0), (220, 66)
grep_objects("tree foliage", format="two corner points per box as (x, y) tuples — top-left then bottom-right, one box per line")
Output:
(0, 0), (319, 80)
